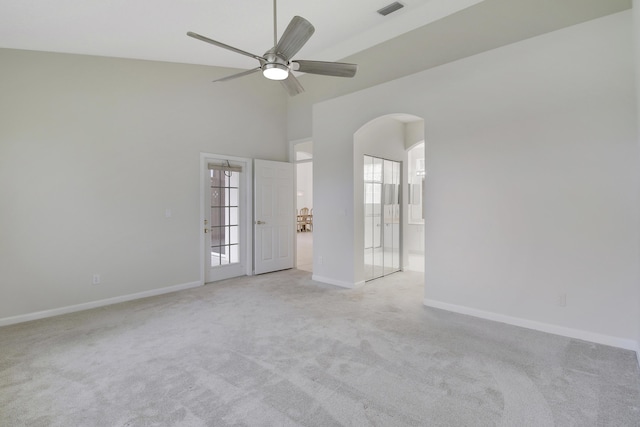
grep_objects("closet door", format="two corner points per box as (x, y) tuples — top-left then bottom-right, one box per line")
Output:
(364, 155), (401, 281)
(383, 159), (401, 276)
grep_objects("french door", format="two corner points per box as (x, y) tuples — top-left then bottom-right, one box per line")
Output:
(203, 156), (250, 283)
(201, 155), (294, 282)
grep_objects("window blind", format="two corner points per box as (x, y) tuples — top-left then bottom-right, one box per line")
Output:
(208, 163), (242, 173)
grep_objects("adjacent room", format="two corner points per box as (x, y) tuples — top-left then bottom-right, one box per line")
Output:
(295, 140), (314, 272)
(1, 0), (640, 424)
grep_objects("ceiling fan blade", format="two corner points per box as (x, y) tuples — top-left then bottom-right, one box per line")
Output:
(292, 60), (358, 78)
(187, 31), (264, 62)
(213, 67), (261, 83)
(274, 16), (315, 60)
(280, 73), (305, 96)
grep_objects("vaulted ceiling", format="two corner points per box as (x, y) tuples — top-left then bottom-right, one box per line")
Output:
(0, 0), (631, 74)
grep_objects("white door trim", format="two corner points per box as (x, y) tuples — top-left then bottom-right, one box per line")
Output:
(200, 152), (253, 284)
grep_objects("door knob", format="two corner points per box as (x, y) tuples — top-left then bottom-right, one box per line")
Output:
(256, 220), (266, 225)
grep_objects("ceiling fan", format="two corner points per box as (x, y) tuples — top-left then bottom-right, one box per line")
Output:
(187, 0), (358, 96)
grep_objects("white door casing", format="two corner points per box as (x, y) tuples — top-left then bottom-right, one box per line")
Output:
(254, 159), (294, 274)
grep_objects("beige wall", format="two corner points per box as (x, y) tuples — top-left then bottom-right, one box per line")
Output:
(0, 3), (638, 354)
(0, 48), (288, 319)
(633, 0), (640, 355)
(287, 0), (631, 141)
(312, 11), (639, 347)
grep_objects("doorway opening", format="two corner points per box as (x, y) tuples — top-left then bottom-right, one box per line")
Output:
(294, 141), (313, 272)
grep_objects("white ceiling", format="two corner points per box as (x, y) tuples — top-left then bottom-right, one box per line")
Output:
(0, 0), (485, 70)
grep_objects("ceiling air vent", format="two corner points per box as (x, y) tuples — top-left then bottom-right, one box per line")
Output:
(377, 1), (404, 16)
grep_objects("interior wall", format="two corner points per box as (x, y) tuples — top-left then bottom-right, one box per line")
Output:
(404, 122), (426, 270)
(406, 143), (425, 258)
(0, 48), (288, 321)
(296, 162), (313, 212)
(287, 0), (632, 141)
(633, 0), (640, 354)
(404, 122), (424, 149)
(313, 11), (639, 345)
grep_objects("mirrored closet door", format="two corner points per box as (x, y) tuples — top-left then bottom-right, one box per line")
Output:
(364, 155), (401, 281)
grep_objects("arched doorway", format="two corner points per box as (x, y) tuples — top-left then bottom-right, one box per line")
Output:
(353, 114), (425, 284)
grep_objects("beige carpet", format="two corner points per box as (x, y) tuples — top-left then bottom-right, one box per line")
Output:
(1, 269), (639, 426)
(296, 231), (313, 273)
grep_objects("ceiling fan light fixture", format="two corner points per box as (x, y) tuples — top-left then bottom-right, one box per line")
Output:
(262, 63), (289, 80)
(187, 0), (357, 96)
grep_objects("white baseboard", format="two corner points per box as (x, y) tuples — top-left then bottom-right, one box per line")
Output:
(423, 298), (638, 351)
(0, 281), (203, 327)
(312, 275), (357, 289)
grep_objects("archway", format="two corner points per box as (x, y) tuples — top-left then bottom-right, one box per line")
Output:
(353, 113), (425, 284)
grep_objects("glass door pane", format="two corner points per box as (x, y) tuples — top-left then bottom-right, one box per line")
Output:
(210, 168), (240, 268)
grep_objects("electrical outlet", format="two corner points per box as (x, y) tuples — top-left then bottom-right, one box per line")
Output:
(558, 293), (566, 307)
(318, 256), (323, 265)
(92, 274), (101, 285)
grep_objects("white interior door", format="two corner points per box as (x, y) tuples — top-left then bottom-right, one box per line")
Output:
(254, 159), (294, 274)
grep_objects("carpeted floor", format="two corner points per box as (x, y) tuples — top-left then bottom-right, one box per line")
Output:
(296, 231), (313, 273)
(1, 269), (639, 426)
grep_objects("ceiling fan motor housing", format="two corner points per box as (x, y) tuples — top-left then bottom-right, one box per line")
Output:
(262, 51), (290, 80)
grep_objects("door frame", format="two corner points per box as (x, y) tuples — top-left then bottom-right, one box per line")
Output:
(200, 152), (253, 284)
